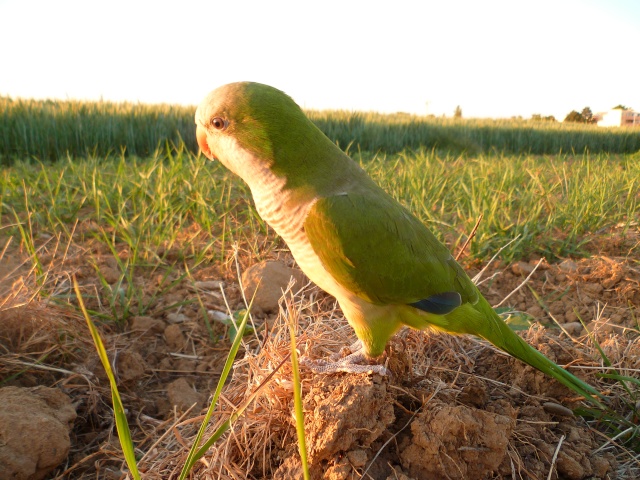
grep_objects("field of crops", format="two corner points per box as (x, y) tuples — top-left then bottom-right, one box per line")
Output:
(1, 96), (640, 479)
(3, 95), (640, 162)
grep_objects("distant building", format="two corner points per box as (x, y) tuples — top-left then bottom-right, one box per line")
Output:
(596, 109), (640, 127)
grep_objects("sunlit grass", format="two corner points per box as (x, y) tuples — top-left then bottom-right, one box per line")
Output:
(3, 96), (640, 163)
(2, 149), (638, 292)
(363, 149), (640, 261)
(0, 147), (274, 324)
(73, 276), (141, 480)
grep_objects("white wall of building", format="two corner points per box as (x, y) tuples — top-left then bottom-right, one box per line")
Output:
(598, 110), (623, 127)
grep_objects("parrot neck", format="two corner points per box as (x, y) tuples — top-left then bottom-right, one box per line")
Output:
(214, 127), (372, 245)
(250, 167), (316, 243)
(216, 134), (318, 241)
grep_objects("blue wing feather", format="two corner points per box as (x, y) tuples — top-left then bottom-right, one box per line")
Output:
(409, 291), (462, 315)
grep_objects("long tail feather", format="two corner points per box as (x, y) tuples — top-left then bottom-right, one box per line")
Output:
(448, 298), (603, 408)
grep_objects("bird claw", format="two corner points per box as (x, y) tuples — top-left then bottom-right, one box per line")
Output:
(300, 348), (389, 376)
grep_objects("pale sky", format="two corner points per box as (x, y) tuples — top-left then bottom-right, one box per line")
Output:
(1, 0), (639, 119)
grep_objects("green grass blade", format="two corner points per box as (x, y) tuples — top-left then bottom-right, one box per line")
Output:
(190, 353), (291, 460)
(598, 373), (640, 386)
(178, 307), (249, 479)
(72, 276), (141, 480)
(287, 309), (310, 480)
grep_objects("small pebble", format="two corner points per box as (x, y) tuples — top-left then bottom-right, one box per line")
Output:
(543, 402), (574, 417)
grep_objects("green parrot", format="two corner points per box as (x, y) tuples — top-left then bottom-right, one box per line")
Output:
(195, 82), (601, 405)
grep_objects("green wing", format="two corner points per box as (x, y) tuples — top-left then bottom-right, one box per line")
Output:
(304, 190), (478, 308)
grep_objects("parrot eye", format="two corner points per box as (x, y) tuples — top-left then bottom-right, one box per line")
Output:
(211, 117), (228, 131)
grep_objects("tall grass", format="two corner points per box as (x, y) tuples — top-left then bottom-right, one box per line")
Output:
(2, 96), (639, 162)
(310, 110), (640, 155)
(0, 148), (261, 262)
(0, 96), (198, 162)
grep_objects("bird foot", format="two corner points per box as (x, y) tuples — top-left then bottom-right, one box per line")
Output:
(301, 347), (389, 376)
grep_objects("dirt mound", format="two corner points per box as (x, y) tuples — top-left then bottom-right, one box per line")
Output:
(0, 386), (76, 480)
(142, 294), (623, 479)
(1, 229), (638, 479)
(139, 232), (640, 478)
(400, 401), (515, 479)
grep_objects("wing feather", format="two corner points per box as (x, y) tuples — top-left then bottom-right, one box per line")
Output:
(304, 191), (478, 307)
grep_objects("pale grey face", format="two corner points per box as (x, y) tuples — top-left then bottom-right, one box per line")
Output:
(195, 83), (284, 188)
(196, 81), (344, 201)
(195, 87), (229, 162)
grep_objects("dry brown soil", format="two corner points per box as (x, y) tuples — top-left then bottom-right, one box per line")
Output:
(1, 225), (639, 479)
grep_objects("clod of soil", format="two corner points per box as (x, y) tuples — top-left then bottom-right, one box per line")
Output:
(164, 323), (187, 351)
(166, 377), (205, 412)
(274, 374), (395, 479)
(128, 315), (167, 334)
(400, 402), (515, 479)
(115, 350), (147, 384)
(304, 375), (395, 463)
(0, 303), (52, 352)
(241, 260), (307, 313)
(0, 386), (76, 480)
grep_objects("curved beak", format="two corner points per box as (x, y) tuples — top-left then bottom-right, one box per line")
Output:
(196, 124), (213, 159)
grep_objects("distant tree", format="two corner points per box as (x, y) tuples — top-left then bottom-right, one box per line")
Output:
(453, 105), (462, 119)
(532, 114), (557, 122)
(581, 107), (596, 124)
(564, 107), (596, 123)
(612, 104), (630, 110)
(564, 110), (584, 123)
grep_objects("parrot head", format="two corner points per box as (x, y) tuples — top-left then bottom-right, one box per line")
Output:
(196, 82), (326, 181)
(195, 82), (351, 193)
